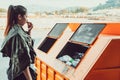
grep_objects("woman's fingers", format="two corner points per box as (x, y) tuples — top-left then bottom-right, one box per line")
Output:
(27, 22), (33, 31)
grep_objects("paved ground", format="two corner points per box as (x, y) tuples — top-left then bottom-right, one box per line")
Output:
(0, 53), (9, 80)
(0, 30), (8, 80)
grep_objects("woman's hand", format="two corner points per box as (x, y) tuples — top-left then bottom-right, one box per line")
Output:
(27, 22), (33, 35)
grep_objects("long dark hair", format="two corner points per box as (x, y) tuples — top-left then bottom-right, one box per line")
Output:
(4, 5), (27, 36)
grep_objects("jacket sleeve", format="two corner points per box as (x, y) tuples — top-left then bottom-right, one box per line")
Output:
(6, 34), (31, 79)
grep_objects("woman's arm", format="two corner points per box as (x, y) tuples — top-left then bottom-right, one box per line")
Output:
(23, 66), (32, 80)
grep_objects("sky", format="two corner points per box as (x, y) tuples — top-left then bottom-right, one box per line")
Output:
(0, 0), (108, 9)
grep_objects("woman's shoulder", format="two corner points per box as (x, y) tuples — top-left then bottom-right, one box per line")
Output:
(8, 24), (25, 37)
(2, 24), (29, 46)
(1, 27), (22, 52)
(4, 25), (23, 42)
(8, 25), (19, 35)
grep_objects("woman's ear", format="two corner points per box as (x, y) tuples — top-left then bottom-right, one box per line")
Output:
(18, 14), (22, 20)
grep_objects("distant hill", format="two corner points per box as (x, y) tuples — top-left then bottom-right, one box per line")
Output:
(59, 6), (89, 13)
(26, 4), (89, 14)
(93, 0), (120, 11)
(26, 4), (62, 13)
(0, 5), (89, 14)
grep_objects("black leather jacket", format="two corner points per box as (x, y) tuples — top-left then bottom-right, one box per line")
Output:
(0, 24), (36, 80)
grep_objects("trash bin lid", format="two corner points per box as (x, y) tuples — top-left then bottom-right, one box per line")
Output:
(70, 23), (106, 44)
(48, 23), (68, 38)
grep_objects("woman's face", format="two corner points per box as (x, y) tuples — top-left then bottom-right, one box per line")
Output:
(18, 14), (28, 26)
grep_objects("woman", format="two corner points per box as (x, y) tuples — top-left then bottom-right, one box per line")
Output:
(0, 5), (37, 80)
